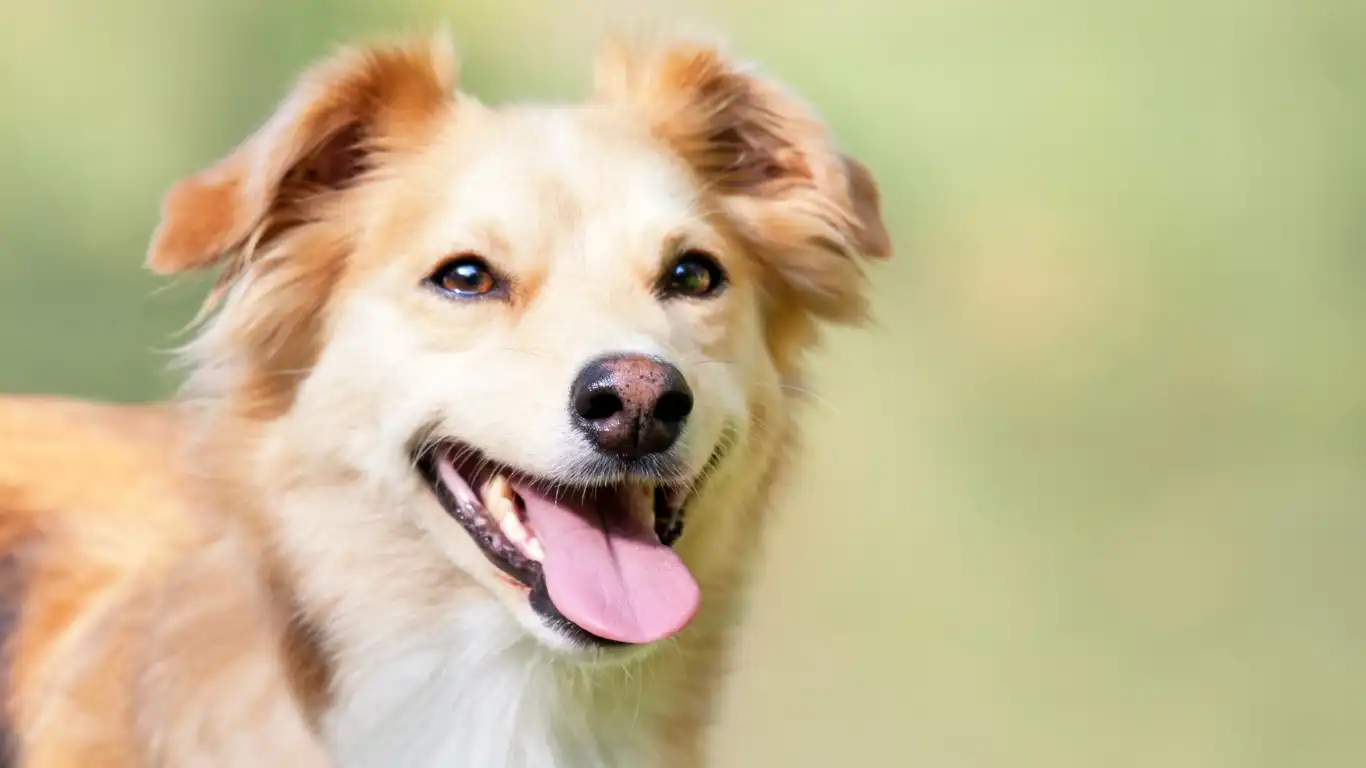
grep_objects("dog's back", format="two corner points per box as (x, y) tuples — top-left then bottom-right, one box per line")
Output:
(0, 396), (189, 565)
(0, 396), (192, 764)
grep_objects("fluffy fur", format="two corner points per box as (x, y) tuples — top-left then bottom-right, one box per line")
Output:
(0, 31), (889, 768)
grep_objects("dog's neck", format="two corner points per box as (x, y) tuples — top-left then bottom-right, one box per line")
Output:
(318, 600), (674, 768)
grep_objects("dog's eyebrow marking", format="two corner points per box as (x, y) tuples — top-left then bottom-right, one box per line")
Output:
(660, 232), (689, 256)
(439, 225), (511, 264)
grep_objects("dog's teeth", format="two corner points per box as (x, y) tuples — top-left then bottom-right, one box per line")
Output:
(484, 474), (516, 522)
(482, 473), (544, 562)
(519, 525), (546, 561)
(499, 508), (544, 562)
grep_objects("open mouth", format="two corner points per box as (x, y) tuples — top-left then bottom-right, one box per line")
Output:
(414, 442), (706, 647)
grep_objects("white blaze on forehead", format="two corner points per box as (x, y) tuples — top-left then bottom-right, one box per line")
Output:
(421, 106), (705, 274)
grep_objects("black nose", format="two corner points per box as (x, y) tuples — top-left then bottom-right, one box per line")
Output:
(570, 354), (694, 460)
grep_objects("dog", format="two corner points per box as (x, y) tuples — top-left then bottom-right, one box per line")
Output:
(0, 30), (889, 767)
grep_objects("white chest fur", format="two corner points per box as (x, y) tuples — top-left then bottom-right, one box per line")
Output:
(320, 605), (661, 768)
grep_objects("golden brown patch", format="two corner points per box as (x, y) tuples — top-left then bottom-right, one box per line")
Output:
(280, 606), (332, 720)
(0, 397), (334, 765)
(147, 34), (456, 277)
(595, 37), (891, 325)
(150, 35), (458, 419)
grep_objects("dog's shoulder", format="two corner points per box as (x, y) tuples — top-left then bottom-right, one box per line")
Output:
(0, 396), (198, 765)
(0, 395), (194, 586)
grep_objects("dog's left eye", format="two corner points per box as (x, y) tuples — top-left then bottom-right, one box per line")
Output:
(429, 255), (499, 297)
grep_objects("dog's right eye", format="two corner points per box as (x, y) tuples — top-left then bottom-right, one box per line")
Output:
(428, 255), (500, 298)
(659, 250), (727, 299)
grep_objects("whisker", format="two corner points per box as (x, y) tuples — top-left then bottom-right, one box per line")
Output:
(780, 383), (839, 414)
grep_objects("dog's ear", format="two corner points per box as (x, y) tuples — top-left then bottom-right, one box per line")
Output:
(595, 37), (891, 323)
(146, 33), (457, 275)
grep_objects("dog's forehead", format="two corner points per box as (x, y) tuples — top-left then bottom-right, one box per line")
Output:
(416, 105), (704, 253)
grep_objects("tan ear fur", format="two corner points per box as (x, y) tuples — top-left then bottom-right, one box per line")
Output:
(154, 34), (457, 419)
(595, 37), (891, 324)
(146, 33), (457, 276)
(843, 156), (892, 259)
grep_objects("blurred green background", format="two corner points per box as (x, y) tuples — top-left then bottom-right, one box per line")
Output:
(2, 0), (1364, 765)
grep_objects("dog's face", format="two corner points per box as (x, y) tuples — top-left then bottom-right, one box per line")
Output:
(314, 106), (765, 650)
(149, 35), (888, 656)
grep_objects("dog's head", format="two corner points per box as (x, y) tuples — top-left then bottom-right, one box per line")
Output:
(149, 33), (889, 656)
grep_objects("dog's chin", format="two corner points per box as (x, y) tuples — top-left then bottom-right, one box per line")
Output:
(414, 440), (721, 656)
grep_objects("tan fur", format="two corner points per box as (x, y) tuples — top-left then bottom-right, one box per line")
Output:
(0, 30), (887, 767)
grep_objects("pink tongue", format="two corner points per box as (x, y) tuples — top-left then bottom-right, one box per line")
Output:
(513, 482), (699, 644)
